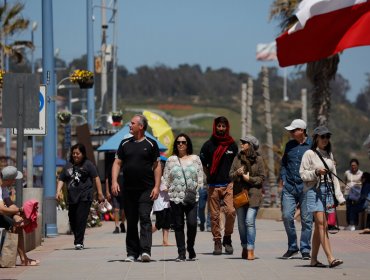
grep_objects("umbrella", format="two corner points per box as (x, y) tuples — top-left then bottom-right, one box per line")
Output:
(28, 154), (67, 167)
(97, 123), (167, 152)
(143, 110), (174, 157)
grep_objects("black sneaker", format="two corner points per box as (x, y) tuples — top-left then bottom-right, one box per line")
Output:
(282, 249), (299, 259)
(302, 252), (311, 260)
(199, 223), (205, 232)
(188, 248), (196, 261)
(113, 226), (119, 234)
(176, 254), (186, 262)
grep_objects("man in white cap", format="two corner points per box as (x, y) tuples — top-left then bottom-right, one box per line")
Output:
(0, 165), (40, 266)
(280, 119), (313, 260)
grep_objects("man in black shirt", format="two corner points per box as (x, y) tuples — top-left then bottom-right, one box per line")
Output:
(112, 114), (161, 262)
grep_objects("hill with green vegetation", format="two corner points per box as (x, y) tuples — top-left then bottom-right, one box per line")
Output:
(121, 100), (370, 176)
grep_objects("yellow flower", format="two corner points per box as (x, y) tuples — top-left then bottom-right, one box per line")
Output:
(0, 69), (5, 86)
(69, 69), (94, 83)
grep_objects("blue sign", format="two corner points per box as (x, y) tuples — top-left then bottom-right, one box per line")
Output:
(39, 91), (44, 112)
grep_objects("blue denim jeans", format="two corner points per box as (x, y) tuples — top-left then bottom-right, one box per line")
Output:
(198, 188), (210, 228)
(281, 187), (313, 253)
(236, 206), (258, 250)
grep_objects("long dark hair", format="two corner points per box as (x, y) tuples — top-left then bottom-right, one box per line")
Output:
(311, 134), (332, 154)
(172, 133), (193, 156)
(69, 143), (88, 164)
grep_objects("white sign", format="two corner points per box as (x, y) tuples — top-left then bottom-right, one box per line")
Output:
(13, 85), (47, 136)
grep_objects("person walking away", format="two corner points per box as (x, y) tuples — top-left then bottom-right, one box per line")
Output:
(104, 152), (126, 234)
(152, 159), (173, 246)
(343, 159), (363, 231)
(200, 116), (237, 255)
(56, 143), (104, 250)
(198, 177), (211, 232)
(300, 126), (345, 268)
(280, 119), (313, 260)
(229, 135), (265, 260)
(111, 114), (161, 262)
(162, 133), (203, 261)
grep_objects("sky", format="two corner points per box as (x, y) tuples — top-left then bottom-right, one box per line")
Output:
(16, 0), (370, 102)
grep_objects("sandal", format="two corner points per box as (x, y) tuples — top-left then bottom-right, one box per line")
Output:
(310, 261), (326, 268)
(329, 259), (343, 268)
(20, 259), (40, 266)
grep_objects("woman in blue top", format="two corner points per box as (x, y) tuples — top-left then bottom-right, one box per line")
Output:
(162, 133), (204, 262)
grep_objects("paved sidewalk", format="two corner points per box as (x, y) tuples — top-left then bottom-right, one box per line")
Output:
(1, 218), (369, 280)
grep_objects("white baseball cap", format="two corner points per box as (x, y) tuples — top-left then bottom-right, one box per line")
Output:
(1, 166), (23, 180)
(284, 119), (307, 131)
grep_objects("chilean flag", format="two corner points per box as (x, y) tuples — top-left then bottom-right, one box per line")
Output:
(276, 0), (370, 67)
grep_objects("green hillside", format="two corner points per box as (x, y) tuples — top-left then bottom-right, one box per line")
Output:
(121, 101), (370, 176)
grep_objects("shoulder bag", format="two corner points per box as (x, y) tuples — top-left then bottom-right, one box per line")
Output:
(177, 157), (197, 206)
(233, 189), (249, 209)
(0, 230), (18, 268)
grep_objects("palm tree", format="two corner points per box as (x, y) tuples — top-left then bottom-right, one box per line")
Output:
(270, 0), (339, 126)
(0, 1), (33, 69)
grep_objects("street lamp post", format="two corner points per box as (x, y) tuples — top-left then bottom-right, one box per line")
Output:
(42, 0), (57, 237)
(87, 0), (95, 128)
(31, 22), (38, 74)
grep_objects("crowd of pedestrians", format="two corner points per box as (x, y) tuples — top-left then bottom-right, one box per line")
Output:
(2, 114), (369, 269)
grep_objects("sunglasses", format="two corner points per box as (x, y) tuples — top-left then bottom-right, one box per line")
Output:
(319, 134), (331, 139)
(176, 140), (187, 145)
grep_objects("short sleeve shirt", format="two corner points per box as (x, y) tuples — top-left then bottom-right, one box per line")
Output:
(116, 137), (160, 190)
(58, 159), (98, 204)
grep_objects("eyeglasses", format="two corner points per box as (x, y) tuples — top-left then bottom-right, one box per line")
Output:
(240, 141), (249, 145)
(176, 141), (187, 145)
(319, 134), (331, 139)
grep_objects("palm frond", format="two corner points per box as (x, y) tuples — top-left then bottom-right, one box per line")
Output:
(3, 3), (24, 26)
(3, 18), (29, 35)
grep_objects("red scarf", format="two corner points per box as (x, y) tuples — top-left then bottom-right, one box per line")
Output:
(209, 121), (234, 175)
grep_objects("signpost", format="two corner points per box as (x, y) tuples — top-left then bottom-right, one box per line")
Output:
(13, 85), (47, 135)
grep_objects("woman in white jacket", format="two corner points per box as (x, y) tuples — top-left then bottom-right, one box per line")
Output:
(299, 126), (345, 268)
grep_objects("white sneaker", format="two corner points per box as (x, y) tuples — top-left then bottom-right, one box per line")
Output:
(345, 225), (356, 231)
(141, 253), (151, 262)
(75, 244), (84, 250)
(125, 256), (136, 262)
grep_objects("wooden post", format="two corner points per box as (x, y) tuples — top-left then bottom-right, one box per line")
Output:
(241, 83), (247, 137)
(262, 66), (278, 207)
(301, 88), (307, 123)
(247, 77), (253, 136)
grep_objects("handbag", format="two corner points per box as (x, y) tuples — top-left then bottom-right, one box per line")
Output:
(0, 230), (18, 268)
(177, 157), (197, 206)
(233, 189), (249, 209)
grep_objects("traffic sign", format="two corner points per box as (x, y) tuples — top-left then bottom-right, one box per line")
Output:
(13, 85), (47, 135)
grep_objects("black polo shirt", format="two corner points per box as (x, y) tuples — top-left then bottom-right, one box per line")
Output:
(116, 137), (160, 190)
